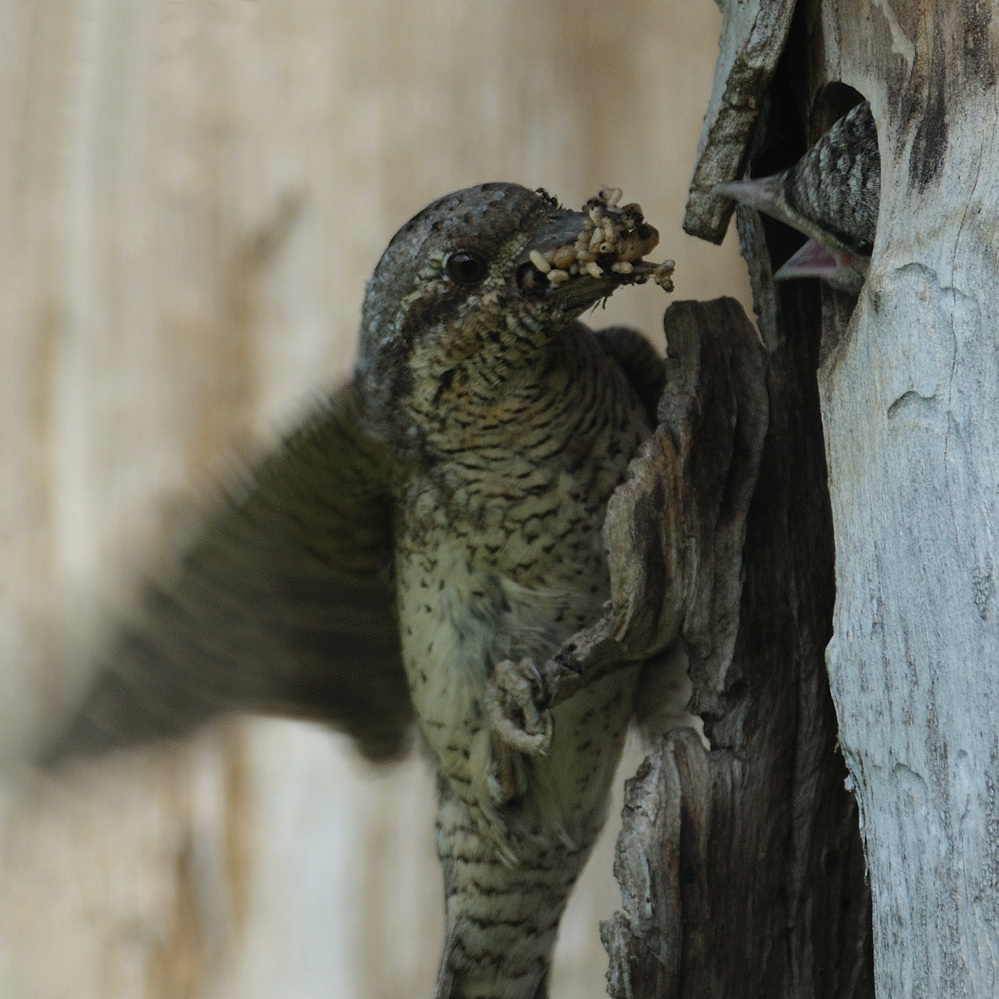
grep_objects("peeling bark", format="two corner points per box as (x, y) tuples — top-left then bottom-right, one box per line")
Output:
(601, 273), (873, 999)
(683, 0), (797, 244)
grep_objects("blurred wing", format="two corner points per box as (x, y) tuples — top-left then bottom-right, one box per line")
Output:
(45, 379), (411, 765)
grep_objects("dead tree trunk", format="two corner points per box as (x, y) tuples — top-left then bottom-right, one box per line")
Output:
(811, 2), (999, 995)
(607, 0), (999, 996)
(600, 284), (873, 999)
(602, 230), (874, 996)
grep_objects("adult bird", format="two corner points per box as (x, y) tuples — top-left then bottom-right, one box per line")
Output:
(716, 100), (880, 295)
(45, 182), (674, 999)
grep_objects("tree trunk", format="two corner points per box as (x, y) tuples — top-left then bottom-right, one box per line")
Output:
(607, 0), (999, 996)
(603, 212), (874, 999)
(809, 2), (999, 995)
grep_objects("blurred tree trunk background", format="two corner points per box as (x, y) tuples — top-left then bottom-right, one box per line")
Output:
(0, 2), (749, 997)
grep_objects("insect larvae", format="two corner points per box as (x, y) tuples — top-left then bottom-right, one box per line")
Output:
(597, 185), (623, 207)
(551, 246), (577, 270)
(529, 249), (552, 274)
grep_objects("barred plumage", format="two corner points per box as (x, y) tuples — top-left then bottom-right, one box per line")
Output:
(46, 183), (673, 998)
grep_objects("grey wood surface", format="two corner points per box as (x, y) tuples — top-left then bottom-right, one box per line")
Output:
(811, 2), (999, 994)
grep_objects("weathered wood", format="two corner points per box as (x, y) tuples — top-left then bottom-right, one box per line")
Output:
(803, 2), (999, 995)
(591, 296), (775, 995)
(602, 233), (873, 996)
(535, 298), (768, 719)
(683, 0), (797, 244)
(676, 0), (999, 995)
(604, 3), (878, 992)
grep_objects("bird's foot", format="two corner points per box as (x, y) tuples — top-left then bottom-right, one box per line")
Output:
(485, 740), (529, 809)
(484, 658), (553, 758)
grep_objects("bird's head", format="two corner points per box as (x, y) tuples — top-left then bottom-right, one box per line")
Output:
(714, 100), (878, 296)
(356, 183), (672, 439)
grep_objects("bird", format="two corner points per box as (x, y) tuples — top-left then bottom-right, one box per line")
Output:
(44, 182), (675, 999)
(715, 99), (880, 294)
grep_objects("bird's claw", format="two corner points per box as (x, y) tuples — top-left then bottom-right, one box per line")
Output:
(484, 657), (553, 757)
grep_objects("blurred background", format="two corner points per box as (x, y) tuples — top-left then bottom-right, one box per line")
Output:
(0, 1), (749, 996)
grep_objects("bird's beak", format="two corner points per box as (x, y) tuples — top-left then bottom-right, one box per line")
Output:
(775, 239), (869, 295)
(774, 238), (843, 281)
(515, 193), (674, 312)
(714, 176), (781, 214)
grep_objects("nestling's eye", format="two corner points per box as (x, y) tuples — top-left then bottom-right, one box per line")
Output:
(446, 251), (488, 285)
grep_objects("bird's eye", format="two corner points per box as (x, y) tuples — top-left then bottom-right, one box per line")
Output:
(446, 251), (488, 285)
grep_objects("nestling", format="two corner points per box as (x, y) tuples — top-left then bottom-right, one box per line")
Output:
(716, 100), (880, 294)
(46, 183), (675, 999)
